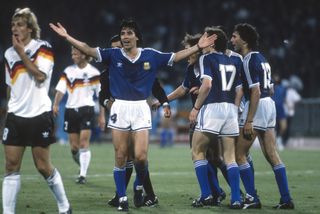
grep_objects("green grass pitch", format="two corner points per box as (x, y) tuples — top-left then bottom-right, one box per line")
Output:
(0, 143), (319, 213)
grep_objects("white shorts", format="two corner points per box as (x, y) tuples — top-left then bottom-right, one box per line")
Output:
(107, 99), (152, 131)
(239, 97), (276, 131)
(195, 102), (239, 137)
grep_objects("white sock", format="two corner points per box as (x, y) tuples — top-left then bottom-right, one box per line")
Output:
(2, 173), (21, 214)
(79, 149), (91, 177)
(46, 168), (70, 213)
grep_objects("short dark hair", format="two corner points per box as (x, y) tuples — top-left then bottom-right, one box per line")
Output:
(204, 27), (228, 52)
(109, 34), (120, 44)
(181, 33), (202, 47)
(119, 19), (143, 47)
(233, 23), (259, 49)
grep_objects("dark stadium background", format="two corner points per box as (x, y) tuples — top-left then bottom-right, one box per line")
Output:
(1, 0), (319, 101)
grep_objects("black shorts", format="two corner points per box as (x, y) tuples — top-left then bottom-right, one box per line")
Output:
(2, 111), (56, 147)
(64, 106), (94, 133)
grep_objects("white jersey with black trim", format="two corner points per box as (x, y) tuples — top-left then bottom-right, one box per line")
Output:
(4, 39), (54, 117)
(55, 63), (100, 108)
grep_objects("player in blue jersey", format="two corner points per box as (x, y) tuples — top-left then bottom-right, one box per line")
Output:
(188, 27), (242, 209)
(163, 33), (227, 204)
(98, 34), (169, 207)
(231, 23), (294, 209)
(50, 19), (216, 211)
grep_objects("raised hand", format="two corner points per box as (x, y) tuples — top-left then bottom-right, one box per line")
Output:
(198, 32), (217, 49)
(49, 22), (69, 39)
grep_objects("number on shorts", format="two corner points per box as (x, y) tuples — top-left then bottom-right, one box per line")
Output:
(64, 121), (68, 131)
(110, 113), (117, 123)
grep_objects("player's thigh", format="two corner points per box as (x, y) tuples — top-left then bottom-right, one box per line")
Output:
(31, 146), (53, 176)
(68, 133), (80, 150)
(133, 130), (149, 161)
(79, 129), (91, 148)
(258, 129), (281, 166)
(128, 134), (135, 160)
(221, 136), (236, 164)
(3, 145), (26, 173)
(112, 129), (130, 167)
(236, 128), (257, 163)
(192, 131), (213, 159)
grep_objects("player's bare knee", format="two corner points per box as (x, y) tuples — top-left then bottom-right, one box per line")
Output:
(36, 164), (52, 178)
(5, 161), (20, 173)
(134, 153), (147, 162)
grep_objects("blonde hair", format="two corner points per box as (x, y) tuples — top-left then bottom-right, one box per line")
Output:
(12, 8), (41, 39)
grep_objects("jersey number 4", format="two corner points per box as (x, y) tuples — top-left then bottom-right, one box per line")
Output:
(219, 64), (236, 91)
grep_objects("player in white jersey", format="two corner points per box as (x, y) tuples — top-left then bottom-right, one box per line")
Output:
(53, 46), (100, 185)
(231, 23), (294, 209)
(2, 8), (71, 214)
(50, 19), (216, 211)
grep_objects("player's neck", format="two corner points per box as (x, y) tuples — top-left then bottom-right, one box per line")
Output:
(77, 61), (87, 69)
(22, 37), (32, 47)
(241, 47), (251, 57)
(124, 47), (139, 60)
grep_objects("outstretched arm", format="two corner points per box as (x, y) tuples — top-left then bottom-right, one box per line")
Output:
(174, 32), (217, 62)
(49, 22), (98, 59)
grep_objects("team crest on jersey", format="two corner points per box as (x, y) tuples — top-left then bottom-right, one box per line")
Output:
(25, 49), (31, 57)
(83, 72), (89, 83)
(143, 62), (150, 70)
(117, 62), (123, 67)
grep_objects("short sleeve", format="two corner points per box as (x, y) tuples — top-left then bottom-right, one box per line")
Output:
(199, 55), (212, 81)
(55, 72), (67, 94)
(35, 43), (54, 76)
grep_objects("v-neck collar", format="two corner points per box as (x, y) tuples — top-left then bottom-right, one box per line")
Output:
(120, 48), (142, 63)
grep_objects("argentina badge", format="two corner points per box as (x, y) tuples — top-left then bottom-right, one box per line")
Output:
(143, 62), (150, 70)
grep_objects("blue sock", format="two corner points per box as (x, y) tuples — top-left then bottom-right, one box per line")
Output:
(239, 163), (257, 199)
(134, 162), (148, 188)
(227, 163), (241, 203)
(194, 160), (211, 198)
(207, 161), (222, 197)
(273, 164), (291, 203)
(113, 167), (126, 197)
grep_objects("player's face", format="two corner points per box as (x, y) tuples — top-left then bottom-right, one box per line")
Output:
(111, 41), (122, 48)
(11, 17), (32, 44)
(120, 27), (138, 50)
(71, 47), (86, 65)
(185, 44), (198, 65)
(230, 31), (243, 52)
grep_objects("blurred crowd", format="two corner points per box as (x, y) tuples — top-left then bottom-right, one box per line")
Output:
(0, 0), (319, 143)
(1, 0), (319, 99)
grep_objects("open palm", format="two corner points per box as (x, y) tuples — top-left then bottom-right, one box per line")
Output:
(198, 32), (217, 49)
(49, 22), (68, 38)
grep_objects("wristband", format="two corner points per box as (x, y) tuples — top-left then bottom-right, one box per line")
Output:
(197, 43), (202, 52)
(162, 102), (170, 107)
(246, 120), (253, 123)
(193, 106), (200, 111)
(103, 99), (109, 107)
